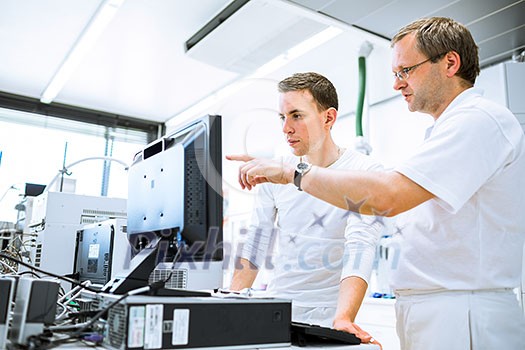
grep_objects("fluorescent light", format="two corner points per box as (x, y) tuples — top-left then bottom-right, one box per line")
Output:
(168, 26), (342, 129)
(40, 0), (125, 104)
(251, 26), (343, 78)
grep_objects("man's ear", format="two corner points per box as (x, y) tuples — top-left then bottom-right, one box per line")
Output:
(445, 51), (461, 78)
(325, 107), (337, 129)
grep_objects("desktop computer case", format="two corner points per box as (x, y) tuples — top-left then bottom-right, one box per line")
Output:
(99, 294), (291, 350)
(25, 192), (126, 287)
(74, 218), (129, 286)
(0, 277), (15, 350)
(9, 278), (60, 345)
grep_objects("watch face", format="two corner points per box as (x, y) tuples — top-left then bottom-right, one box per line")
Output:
(297, 162), (310, 172)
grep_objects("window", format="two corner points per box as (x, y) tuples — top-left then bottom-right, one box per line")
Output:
(0, 107), (152, 223)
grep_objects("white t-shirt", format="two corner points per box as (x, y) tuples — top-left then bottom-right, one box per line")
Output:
(241, 149), (384, 308)
(392, 88), (525, 291)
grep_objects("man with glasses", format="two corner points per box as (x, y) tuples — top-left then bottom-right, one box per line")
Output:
(229, 17), (525, 350)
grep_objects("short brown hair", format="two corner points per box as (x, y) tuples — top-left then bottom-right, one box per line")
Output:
(278, 72), (338, 111)
(392, 17), (480, 85)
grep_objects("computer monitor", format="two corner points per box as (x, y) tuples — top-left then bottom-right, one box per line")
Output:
(103, 114), (223, 294)
(24, 183), (45, 197)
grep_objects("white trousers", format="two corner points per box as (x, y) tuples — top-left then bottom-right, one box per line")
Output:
(395, 289), (525, 350)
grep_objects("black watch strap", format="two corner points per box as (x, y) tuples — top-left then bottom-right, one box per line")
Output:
(294, 162), (312, 191)
(294, 170), (303, 191)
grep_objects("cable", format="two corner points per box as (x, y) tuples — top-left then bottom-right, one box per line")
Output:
(0, 184), (20, 203)
(46, 286), (150, 349)
(55, 302), (69, 321)
(0, 252), (100, 293)
(58, 281), (92, 303)
(49, 243), (184, 345)
(0, 259), (17, 273)
(0, 248), (21, 274)
(0, 251), (163, 348)
(13, 270), (41, 278)
(54, 282), (92, 322)
(159, 240), (184, 287)
(2, 239), (188, 348)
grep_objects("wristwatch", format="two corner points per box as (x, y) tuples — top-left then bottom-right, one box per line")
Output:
(294, 161), (312, 191)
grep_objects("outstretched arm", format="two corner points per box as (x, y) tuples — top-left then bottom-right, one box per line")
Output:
(227, 155), (433, 216)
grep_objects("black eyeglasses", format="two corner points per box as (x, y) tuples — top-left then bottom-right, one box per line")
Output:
(393, 53), (446, 81)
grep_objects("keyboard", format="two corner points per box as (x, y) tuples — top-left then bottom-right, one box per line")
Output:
(291, 322), (361, 346)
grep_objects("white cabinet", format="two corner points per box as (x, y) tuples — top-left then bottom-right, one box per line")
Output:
(355, 298), (400, 350)
(477, 61), (525, 132)
(522, 243), (525, 313)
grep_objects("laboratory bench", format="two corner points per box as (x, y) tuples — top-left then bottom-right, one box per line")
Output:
(56, 343), (380, 349)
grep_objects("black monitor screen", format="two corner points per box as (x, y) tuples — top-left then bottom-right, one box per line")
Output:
(24, 183), (45, 197)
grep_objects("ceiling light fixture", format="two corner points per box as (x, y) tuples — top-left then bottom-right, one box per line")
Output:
(40, 0), (125, 104)
(250, 26), (343, 78)
(167, 26), (343, 130)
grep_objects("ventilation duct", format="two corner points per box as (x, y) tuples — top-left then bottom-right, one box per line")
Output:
(184, 0), (330, 74)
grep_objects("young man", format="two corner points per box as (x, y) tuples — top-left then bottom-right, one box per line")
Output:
(227, 72), (383, 346)
(230, 18), (525, 350)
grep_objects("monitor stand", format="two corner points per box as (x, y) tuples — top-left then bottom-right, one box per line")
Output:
(102, 236), (210, 297)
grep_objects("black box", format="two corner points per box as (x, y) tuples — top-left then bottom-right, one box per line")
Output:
(0, 277), (16, 349)
(99, 294), (291, 350)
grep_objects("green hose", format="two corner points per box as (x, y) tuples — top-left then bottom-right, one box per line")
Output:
(356, 56), (366, 137)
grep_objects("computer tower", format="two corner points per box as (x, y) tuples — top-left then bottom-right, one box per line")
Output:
(0, 277), (15, 350)
(521, 242), (525, 313)
(74, 218), (129, 287)
(99, 294), (291, 350)
(25, 192), (126, 289)
(9, 278), (60, 345)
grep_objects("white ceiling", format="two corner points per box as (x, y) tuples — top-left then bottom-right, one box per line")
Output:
(292, 0), (525, 67)
(0, 0), (523, 124)
(0, 0), (235, 123)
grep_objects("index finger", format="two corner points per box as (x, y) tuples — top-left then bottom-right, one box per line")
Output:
(226, 154), (254, 162)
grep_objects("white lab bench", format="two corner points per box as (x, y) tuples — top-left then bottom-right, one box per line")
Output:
(58, 344), (380, 349)
(278, 345), (379, 349)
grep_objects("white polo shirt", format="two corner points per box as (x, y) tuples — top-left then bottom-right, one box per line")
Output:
(392, 88), (525, 291)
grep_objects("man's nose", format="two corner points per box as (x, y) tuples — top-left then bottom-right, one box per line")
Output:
(393, 76), (406, 91)
(282, 118), (293, 134)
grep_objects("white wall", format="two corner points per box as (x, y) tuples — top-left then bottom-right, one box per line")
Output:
(368, 98), (433, 168)
(476, 61), (525, 132)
